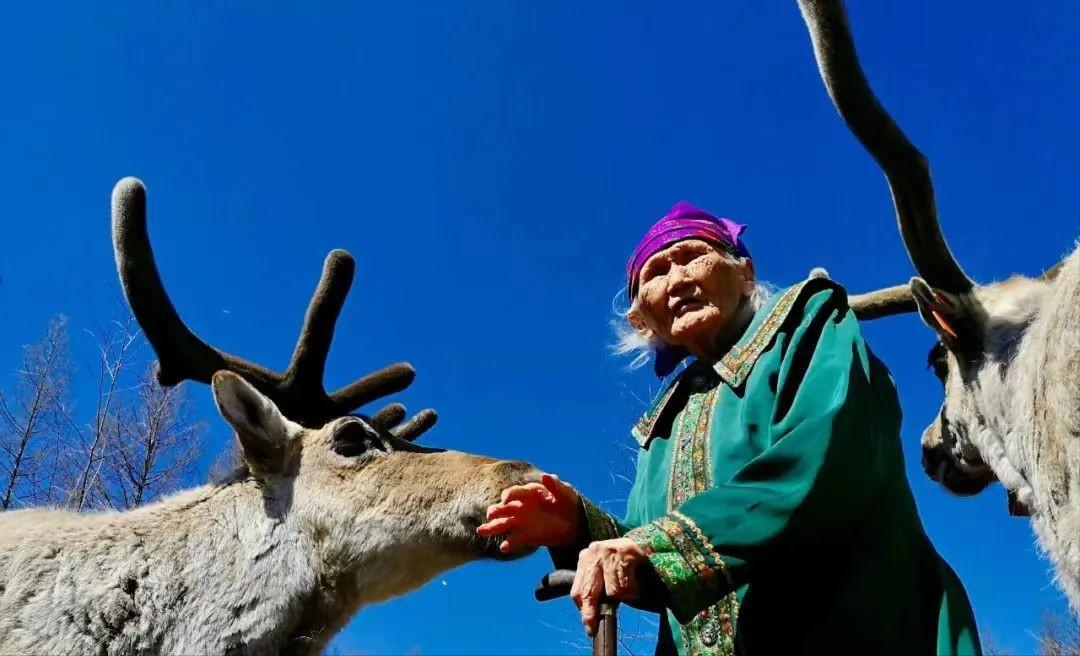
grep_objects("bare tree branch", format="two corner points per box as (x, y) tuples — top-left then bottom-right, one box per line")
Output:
(1039, 611), (1080, 656)
(0, 317), (70, 509)
(65, 316), (139, 511)
(1, 311), (205, 514)
(99, 363), (202, 509)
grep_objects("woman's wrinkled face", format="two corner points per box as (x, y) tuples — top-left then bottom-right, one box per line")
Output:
(629, 239), (754, 357)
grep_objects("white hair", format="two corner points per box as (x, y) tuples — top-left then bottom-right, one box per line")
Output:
(611, 258), (775, 371)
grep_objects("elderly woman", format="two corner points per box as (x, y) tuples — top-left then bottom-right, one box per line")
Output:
(478, 202), (982, 655)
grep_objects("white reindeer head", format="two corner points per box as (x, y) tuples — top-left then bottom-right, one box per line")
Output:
(909, 278), (1052, 495)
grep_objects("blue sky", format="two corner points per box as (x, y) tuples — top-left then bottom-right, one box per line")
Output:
(1, 2), (1076, 653)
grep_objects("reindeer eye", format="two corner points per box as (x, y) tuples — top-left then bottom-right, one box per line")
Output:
(331, 420), (386, 458)
(926, 342), (949, 381)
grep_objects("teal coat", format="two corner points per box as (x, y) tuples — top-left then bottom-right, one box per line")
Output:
(569, 276), (981, 656)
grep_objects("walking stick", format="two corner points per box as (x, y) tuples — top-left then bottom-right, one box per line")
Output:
(535, 569), (617, 656)
(535, 567), (666, 656)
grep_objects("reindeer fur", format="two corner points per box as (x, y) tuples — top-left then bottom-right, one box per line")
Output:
(927, 246), (1080, 612)
(0, 373), (536, 655)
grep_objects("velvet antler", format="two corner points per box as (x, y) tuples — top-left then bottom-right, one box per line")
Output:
(111, 177), (436, 440)
(797, 0), (977, 320)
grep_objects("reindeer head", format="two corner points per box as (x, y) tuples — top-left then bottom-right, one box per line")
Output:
(110, 177), (539, 599)
(909, 275), (1059, 495)
(796, 0), (1064, 498)
(210, 372), (536, 580)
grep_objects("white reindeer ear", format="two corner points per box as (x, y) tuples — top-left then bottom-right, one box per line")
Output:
(212, 371), (298, 474)
(910, 277), (972, 348)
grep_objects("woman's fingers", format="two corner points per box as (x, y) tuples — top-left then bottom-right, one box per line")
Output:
(601, 549), (624, 600)
(501, 483), (552, 505)
(484, 500), (523, 520)
(572, 547), (605, 637)
(579, 564), (603, 637)
(500, 483), (544, 504)
(609, 551), (641, 601)
(540, 473), (574, 504)
(569, 548), (593, 604)
(475, 516), (517, 537)
(498, 531), (537, 553)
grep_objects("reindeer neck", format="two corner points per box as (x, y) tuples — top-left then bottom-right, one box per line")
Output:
(141, 479), (358, 655)
(11, 480), (347, 655)
(969, 276), (1058, 498)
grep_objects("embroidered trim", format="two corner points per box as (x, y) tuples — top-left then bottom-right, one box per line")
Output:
(681, 596), (740, 656)
(629, 355), (745, 653)
(627, 512), (734, 624)
(714, 280), (807, 388)
(632, 373), (686, 448)
(667, 383), (717, 508)
(634, 277), (835, 445)
(689, 389), (715, 498)
(627, 519), (690, 596)
(670, 512), (734, 587)
(581, 497), (621, 541)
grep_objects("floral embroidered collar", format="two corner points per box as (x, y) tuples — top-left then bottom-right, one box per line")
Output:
(630, 276), (824, 449)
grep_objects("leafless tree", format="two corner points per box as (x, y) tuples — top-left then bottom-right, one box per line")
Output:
(0, 317), (71, 509)
(1041, 612), (1080, 656)
(1, 312), (205, 512)
(60, 314), (140, 511)
(98, 363), (203, 509)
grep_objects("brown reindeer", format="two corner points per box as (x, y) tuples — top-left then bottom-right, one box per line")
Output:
(0, 178), (539, 655)
(795, 0), (1078, 612)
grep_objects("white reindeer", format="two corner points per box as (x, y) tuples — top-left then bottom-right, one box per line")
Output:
(0, 179), (539, 654)
(797, 0), (1079, 612)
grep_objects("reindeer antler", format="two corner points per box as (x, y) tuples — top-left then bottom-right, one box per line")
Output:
(797, 0), (975, 319)
(112, 177), (436, 439)
(848, 284), (916, 320)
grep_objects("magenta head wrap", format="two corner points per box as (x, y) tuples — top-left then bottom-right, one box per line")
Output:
(625, 201), (751, 378)
(626, 201), (750, 301)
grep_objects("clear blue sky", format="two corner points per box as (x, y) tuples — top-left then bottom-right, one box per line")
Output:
(1, 2), (1075, 653)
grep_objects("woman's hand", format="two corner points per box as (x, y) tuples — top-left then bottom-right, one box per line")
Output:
(476, 473), (581, 553)
(571, 538), (650, 636)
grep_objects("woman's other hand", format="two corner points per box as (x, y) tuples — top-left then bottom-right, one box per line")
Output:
(476, 473), (581, 553)
(571, 538), (649, 636)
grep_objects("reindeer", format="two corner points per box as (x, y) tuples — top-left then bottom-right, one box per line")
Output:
(795, 0), (1079, 612)
(0, 178), (539, 655)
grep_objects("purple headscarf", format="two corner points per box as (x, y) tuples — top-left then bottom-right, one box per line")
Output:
(626, 201), (751, 378)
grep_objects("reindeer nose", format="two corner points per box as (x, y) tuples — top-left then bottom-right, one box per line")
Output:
(921, 444), (947, 482)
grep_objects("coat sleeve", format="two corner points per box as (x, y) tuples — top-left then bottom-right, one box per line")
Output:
(625, 285), (900, 623)
(547, 496), (633, 569)
(548, 449), (653, 569)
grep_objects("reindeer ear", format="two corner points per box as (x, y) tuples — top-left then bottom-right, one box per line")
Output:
(212, 371), (298, 474)
(909, 278), (974, 350)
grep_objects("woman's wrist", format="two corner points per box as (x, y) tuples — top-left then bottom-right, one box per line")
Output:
(547, 490), (583, 547)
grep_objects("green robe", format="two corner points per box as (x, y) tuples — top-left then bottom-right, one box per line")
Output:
(565, 276), (981, 656)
